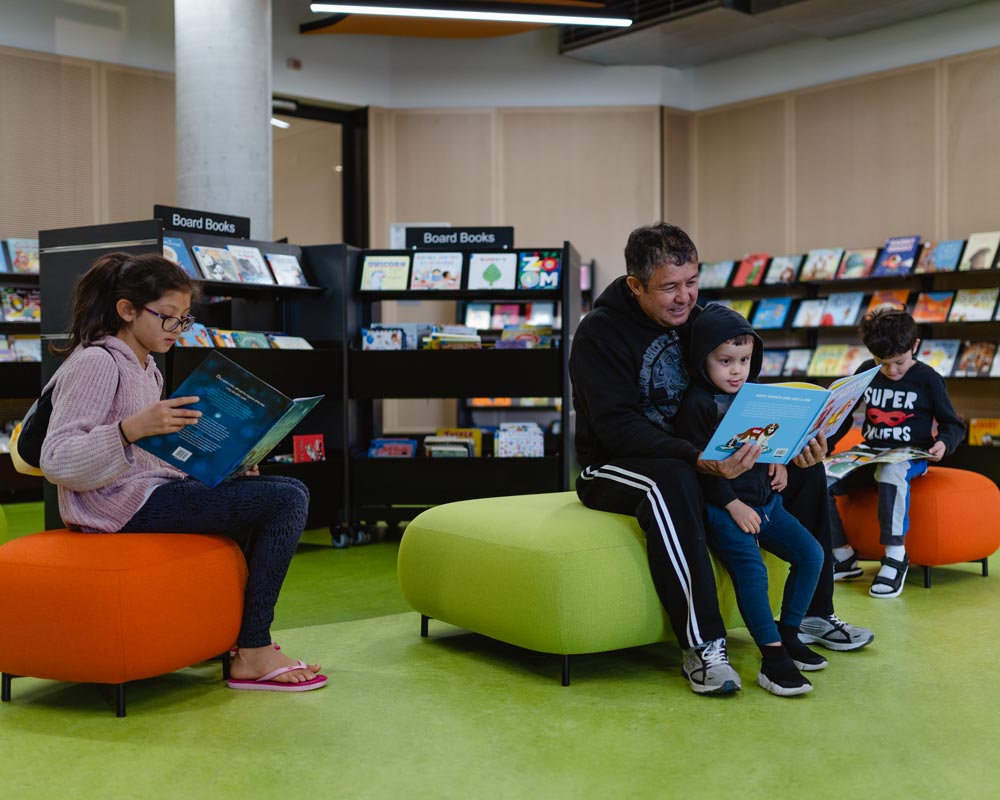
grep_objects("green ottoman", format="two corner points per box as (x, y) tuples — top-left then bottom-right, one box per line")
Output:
(397, 491), (789, 684)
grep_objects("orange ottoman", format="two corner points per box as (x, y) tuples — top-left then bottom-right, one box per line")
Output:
(834, 467), (1000, 587)
(0, 530), (248, 716)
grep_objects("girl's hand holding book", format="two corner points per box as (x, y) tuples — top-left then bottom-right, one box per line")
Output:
(121, 396), (201, 443)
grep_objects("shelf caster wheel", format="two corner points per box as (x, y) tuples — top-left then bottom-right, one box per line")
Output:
(351, 525), (372, 546)
(331, 528), (352, 549)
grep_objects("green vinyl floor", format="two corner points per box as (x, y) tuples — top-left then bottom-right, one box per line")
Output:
(2, 501), (1000, 799)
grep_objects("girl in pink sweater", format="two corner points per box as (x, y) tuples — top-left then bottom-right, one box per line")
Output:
(41, 252), (326, 692)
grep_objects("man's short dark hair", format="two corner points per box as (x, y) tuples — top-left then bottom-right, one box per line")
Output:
(859, 305), (918, 359)
(625, 223), (699, 288)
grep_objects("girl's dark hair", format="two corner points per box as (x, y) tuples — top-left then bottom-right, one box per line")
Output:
(53, 251), (198, 355)
(625, 223), (699, 288)
(858, 305), (918, 359)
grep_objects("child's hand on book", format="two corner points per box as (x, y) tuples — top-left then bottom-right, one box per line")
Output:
(768, 463), (788, 492)
(243, 465), (260, 477)
(725, 499), (761, 534)
(928, 441), (947, 461)
(122, 396), (202, 442)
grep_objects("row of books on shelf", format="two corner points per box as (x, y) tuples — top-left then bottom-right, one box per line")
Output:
(764, 340), (1000, 379)
(359, 250), (561, 293)
(161, 237), (310, 287)
(360, 323), (555, 351)
(715, 287), (1000, 330)
(176, 323), (313, 350)
(0, 334), (41, 362)
(0, 287), (41, 322)
(0, 239), (39, 274)
(701, 231), (1000, 289)
(367, 423), (546, 458)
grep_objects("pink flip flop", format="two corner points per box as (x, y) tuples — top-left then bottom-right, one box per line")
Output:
(227, 660), (328, 692)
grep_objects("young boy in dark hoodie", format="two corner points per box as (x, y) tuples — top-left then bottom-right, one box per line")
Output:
(675, 303), (827, 696)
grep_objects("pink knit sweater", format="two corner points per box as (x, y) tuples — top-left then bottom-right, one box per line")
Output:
(40, 336), (184, 532)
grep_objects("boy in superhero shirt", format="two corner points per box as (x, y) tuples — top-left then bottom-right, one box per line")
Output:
(826, 306), (965, 597)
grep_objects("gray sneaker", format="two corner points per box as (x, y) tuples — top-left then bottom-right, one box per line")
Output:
(681, 638), (742, 695)
(798, 615), (874, 651)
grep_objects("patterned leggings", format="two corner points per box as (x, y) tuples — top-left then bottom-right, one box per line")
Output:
(119, 475), (309, 648)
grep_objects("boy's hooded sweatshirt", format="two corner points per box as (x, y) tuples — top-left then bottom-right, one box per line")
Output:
(674, 303), (772, 509)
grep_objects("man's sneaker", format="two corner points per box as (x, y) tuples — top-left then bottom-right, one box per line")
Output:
(779, 624), (828, 671)
(681, 638), (742, 695)
(757, 654), (813, 697)
(833, 553), (864, 581)
(798, 615), (874, 651)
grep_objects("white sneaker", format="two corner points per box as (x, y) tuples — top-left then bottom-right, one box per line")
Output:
(798, 615), (874, 651)
(681, 638), (741, 695)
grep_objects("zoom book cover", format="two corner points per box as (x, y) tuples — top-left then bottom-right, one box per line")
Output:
(138, 351), (323, 487)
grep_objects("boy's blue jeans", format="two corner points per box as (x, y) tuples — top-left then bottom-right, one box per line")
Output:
(705, 493), (824, 647)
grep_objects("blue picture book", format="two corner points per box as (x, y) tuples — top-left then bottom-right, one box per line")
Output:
(0, 241), (8, 273)
(699, 366), (880, 465)
(163, 236), (201, 279)
(751, 297), (792, 329)
(137, 351), (323, 487)
(872, 235), (920, 277)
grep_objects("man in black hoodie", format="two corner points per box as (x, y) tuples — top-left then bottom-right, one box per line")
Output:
(570, 223), (873, 696)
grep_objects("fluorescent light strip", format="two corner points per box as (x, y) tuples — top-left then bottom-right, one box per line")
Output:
(310, 3), (632, 27)
(271, 118), (291, 128)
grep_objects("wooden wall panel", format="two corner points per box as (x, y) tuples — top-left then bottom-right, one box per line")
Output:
(663, 109), (693, 235)
(692, 98), (787, 262)
(273, 116), (343, 245)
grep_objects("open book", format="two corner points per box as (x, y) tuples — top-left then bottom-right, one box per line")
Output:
(699, 366), (880, 465)
(138, 351), (323, 487)
(824, 444), (933, 479)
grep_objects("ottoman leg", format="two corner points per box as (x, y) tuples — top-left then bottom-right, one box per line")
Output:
(924, 566), (931, 588)
(221, 651), (232, 681)
(981, 558), (989, 577)
(562, 656), (571, 687)
(2, 672), (12, 702)
(420, 615), (429, 637)
(115, 684), (126, 718)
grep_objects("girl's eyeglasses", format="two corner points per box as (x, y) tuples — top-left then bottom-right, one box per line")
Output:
(144, 307), (196, 333)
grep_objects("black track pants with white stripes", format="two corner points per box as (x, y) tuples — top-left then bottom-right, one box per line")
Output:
(576, 459), (726, 650)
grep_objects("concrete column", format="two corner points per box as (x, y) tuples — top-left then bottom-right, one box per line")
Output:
(175, 0), (272, 240)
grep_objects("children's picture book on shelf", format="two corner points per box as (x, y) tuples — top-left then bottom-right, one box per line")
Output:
(759, 350), (787, 377)
(948, 287), (999, 322)
(871, 235), (920, 277)
(820, 292), (865, 327)
(424, 435), (475, 458)
(410, 251), (463, 290)
(865, 288), (911, 317)
(137, 351), (323, 488)
(232, 330), (273, 349)
(495, 422), (545, 458)
(993, 350), (1000, 377)
(0, 287), (41, 322)
(464, 302), (492, 330)
(162, 236), (201, 279)
(526, 301), (556, 326)
(698, 261), (735, 289)
(800, 248), (844, 282)
(0, 242), (8, 273)
(959, 231), (1000, 271)
(731, 253), (769, 287)
(361, 327), (405, 350)
(267, 334), (313, 350)
(912, 291), (955, 323)
(491, 303), (522, 329)
(791, 298), (827, 328)
(915, 240), (964, 273)
(517, 251), (561, 290)
(368, 437), (418, 458)
(917, 339), (960, 377)
(836, 248), (878, 280)
(782, 349), (813, 376)
(8, 334), (41, 362)
(710, 299), (754, 320)
(208, 328), (238, 348)
(192, 245), (242, 283)
(175, 322), (214, 348)
(808, 344), (849, 377)
(763, 255), (803, 285)
(0, 335), (14, 361)
(467, 253), (517, 291)
(5, 238), (39, 274)
(265, 253), (309, 287)
(968, 418), (1000, 446)
(292, 433), (325, 462)
(700, 366), (880, 465)
(360, 253), (410, 291)
(953, 340), (998, 377)
(499, 324), (554, 349)
(823, 444), (935, 480)
(227, 245), (275, 285)
(435, 427), (483, 458)
(840, 345), (872, 376)
(751, 297), (792, 330)
(369, 321), (432, 350)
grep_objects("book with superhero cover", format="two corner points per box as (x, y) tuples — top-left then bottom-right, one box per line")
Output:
(912, 291), (955, 323)
(751, 297), (793, 330)
(232, 331), (273, 349)
(700, 365), (880, 465)
(836, 248), (878, 280)
(871, 235), (920, 277)
(410, 251), (463, 290)
(266, 334), (313, 350)
(731, 253), (769, 287)
(192, 245), (241, 283)
(840, 345), (872, 376)
(759, 350), (788, 377)
(517, 250), (561, 290)
(709, 298), (754, 320)
(968, 418), (1000, 446)
(293, 433), (325, 462)
(0, 287), (40, 322)
(8, 334), (41, 361)
(820, 292), (865, 327)
(175, 322), (214, 348)
(791, 298), (827, 328)
(807, 344), (849, 377)
(227, 245), (275, 286)
(208, 328), (238, 348)
(162, 236), (201, 279)
(137, 351), (322, 487)
(800, 248), (844, 282)
(917, 339), (960, 377)
(368, 437), (418, 457)
(5, 238), (39, 274)
(948, 287), (999, 322)
(953, 340), (998, 377)
(864, 288), (911, 317)
(360, 254), (410, 291)
(467, 253), (517, 291)
(958, 231), (1000, 271)
(265, 253), (309, 287)
(915, 240), (964, 274)
(464, 302), (492, 330)
(763, 255), (803, 285)
(698, 261), (735, 289)
(823, 444), (934, 480)
(782, 349), (813, 377)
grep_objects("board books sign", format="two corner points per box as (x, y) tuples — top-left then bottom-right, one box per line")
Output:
(155, 204), (251, 239)
(405, 226), (514, 249)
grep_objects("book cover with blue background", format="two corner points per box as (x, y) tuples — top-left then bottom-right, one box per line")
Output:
(163, 236), (201, 279)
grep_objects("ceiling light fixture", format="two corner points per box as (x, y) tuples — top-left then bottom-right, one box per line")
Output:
(270, 118), (291, 128)
(309, 1), (633, 28)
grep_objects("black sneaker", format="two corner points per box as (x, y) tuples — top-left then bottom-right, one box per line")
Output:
(757, 652), (813, 697)
(779, 623), (828, 671)
(833, 552), (864, 581)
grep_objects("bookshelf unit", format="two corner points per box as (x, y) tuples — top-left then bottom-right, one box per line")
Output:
(38, 219), (355, 533)
(344, 242), (581, 536)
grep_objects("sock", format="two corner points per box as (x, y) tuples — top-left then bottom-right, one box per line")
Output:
(758, 644), (808, 687)
(760, 643), (786, 663)
(873, 545), (908, 593)
(778, 623), (827, 667)
(833, 545), (855, 562)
